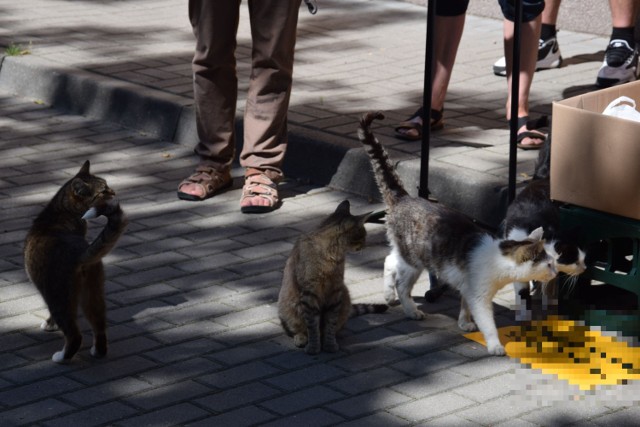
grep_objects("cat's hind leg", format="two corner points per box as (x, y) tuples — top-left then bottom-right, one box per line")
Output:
(321, 288), (351, 353)
(80, 266), (108, 358)
(300, 290), (322, 354)
(383, 253), (398, 304)
(43, 289), (82, 363)
(457, 297), (477, 332)
(390, 253), (424, 320)
(50, 313), (82, 363)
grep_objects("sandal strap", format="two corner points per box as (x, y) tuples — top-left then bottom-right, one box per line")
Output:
(178, 167), (230, 192)
(517, 115), (549, 131)
(243, 174), (276, 195)
(241, 173), (279, 204)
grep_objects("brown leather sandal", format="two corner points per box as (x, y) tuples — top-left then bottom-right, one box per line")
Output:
(177, 166), (232, 201)
(240, 173), (280, 213)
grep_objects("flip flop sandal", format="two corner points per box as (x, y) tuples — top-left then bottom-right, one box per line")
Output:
(516, 115), (548, 150)
(177, 167), (232, 201)
(394, 107), (444, 141)
(240, 173), (280, 214)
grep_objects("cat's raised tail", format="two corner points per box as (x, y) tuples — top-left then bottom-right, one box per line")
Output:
(358, 111), (408, 207)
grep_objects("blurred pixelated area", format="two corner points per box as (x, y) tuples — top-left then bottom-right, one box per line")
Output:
(465, 317), (640, 391)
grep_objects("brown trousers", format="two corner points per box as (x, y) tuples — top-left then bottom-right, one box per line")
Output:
(189, 0), (302, 181)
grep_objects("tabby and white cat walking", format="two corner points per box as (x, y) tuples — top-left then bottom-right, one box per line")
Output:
(358, 112), (558, 355)
(278, 200), (387, 354)
(24, 161), (127, 363)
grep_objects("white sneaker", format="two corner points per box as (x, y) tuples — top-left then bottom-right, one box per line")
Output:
(493, 37), (563, 77)
(596, 39), (639, 88)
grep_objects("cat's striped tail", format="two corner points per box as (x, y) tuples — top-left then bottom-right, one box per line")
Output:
(80, 201), (128, 265)
(358, 111), (408, 207)
(350, 303), (388, 317)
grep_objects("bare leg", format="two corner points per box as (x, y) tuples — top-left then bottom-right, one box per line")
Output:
(395, 12), (466, 138)
(609, 0), (638, 27)
(504, 14), (544, 148)
(542, 0), (561, 25)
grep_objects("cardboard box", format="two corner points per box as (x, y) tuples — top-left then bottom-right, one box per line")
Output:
(551, 80), (640, 221)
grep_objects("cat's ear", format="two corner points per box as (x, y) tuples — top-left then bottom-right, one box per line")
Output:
(527, 227), (544, 241)
(335, 200), (351, 215)
(77, 160), (91, 176)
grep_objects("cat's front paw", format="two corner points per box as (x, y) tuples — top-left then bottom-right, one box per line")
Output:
(458, 320), (477, 332)
(90, 345), (107, 359)
(52, 351), (70, 364)
(304, 344), (321, 355)
(322, 341), (340, 353)
(40, 319), (58, 332)
(487, 342), (506, 356)
(95, 198), (124, 219)
(408, 309), (426, 320)
(293, 334), (308, 348)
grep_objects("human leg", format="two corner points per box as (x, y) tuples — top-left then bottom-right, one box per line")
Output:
(178, 0), (240, 200)
(394, 0), (468, 140)
(596, 0), (640, 87)
(493, 0), (561, 76)
(240, 0), (302, 212)
(501, 0), (545, 149)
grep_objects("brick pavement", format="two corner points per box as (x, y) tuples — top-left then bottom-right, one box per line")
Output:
(2, 0), (640, 425)
(0, 0), (616, 228)
(2, 90), (639, 426)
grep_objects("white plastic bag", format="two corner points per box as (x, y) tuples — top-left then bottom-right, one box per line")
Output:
(602, 96), (640, 122)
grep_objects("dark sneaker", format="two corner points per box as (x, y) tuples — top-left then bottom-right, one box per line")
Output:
(493, 37), (562, 76)
(596, 39), (639, 87)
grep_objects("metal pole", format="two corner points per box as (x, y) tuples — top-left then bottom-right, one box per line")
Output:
(508, 0), (523, 203)
(419, 0), (435, 199)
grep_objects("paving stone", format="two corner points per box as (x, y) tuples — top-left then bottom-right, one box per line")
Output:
(2, 398), (76, 426)
(329, 367), (411, 395)
(259, 408), (345, 427)
(0, 376), (82, 407)
(123, 380), (212, 410)
(264, 364), (346, 391)
(197, 361), (283, 389)
(337, 411), (411, 427)
(186, 405), (276, 427)
(0, 2), (635, 424)
(388, 392), (476, 424)
(194, 383), (281, 413)
(328, 389), (411, 418)
(60, 377), (154, 407)
(260, 385), (345, 416)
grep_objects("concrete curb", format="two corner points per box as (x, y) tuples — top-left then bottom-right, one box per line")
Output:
(0, 56), (186, 142)
(0, 54), (508, 228)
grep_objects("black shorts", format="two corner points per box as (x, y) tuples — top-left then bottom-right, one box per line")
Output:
(436, 0), (469, 17)
(498, 0), (545, 22)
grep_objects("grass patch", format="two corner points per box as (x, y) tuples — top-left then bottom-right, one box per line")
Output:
(5, 42), (31, 56)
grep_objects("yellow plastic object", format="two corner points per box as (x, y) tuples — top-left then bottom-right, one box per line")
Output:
(465, 317), (640, 391)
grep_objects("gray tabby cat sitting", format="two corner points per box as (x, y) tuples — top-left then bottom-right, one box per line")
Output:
(358, 112), (558, 355)
(24, 161), (127, 363)
(278, 200), (388, 354)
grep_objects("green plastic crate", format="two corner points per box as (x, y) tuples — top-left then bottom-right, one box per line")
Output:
(559, 205), (640, 339)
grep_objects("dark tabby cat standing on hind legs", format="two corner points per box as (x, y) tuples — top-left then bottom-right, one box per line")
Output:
(24, 161), (127, 363)
(278, 200), (388, 354)
(358, 111), (558, 355)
